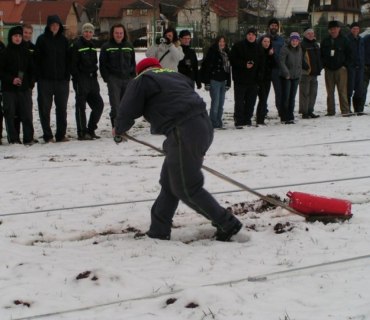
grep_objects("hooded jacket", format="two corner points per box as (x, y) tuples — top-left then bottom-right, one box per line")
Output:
(0, 27), (34, 92)
(35, 15), (70, 81)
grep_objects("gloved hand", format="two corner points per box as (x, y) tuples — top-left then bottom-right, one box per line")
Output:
(225, 86), (230, 91)
(205, 84), (210, 91)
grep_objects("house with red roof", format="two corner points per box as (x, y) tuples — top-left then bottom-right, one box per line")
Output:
(177, 0), (238, 39)
(0, 0), (89, 42)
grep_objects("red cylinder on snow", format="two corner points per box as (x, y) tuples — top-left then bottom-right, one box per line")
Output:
(287, 191), (352, 217)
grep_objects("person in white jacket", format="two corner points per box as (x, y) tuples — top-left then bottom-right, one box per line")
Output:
(146, 27), (184, 71)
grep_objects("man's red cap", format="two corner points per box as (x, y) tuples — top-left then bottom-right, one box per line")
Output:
(136, 57), (162, 75)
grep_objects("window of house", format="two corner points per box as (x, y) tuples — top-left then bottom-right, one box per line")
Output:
(127, 9), (133, 16)
(320, 0), (331, 5)
(140, 9), (147, 16)
(127, 23), (133, 30)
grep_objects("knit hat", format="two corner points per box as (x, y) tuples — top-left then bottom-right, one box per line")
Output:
(82, 23), (95, 33)
(290, 32), (301, 41)
(328, 20), (340, 29)
(136, 57), (162, 75)
(268, 18), (279, 27)
(8, 26), (23, 42)
(350, 21), (360, 29)
(303, 28), (314, 37)
(246, 27), (257, 36)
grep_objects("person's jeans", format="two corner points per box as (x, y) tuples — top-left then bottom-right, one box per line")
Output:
(209, 79), (226, 128)
(280, 78), (299, 122)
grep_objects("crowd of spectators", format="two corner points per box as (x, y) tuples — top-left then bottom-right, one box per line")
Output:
(0, 16), (369, 145)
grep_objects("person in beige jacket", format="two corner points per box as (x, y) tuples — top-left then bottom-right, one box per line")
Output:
(146, 27), (184, 71)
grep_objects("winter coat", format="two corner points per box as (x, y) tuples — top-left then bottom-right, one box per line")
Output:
(70, 36), (99, 81)
(268, 33), (285, 67)
(200, 44), (231, 87)
(35, 19), (70, 81)
(279, 43), (302, 80)
(99, 39), (136, 82)
(178, 45), (201, 87)
(347, 33), (364, 69)
(146, 42), (184, 71)
(230, 39), (263, 85)
(258, 37), (276, 82)
(321, 34), (352, 70)
(301, 37), (322, 76)
(364, 35), (370, 66)
(115, 68), (206, 136)
(0, 41), (34, 92)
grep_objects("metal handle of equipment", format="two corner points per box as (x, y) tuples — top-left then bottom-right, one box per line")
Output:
(124, 134), (305, 217)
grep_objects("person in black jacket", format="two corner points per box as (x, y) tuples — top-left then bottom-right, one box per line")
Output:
(35, 15), (70, 143)
(99, 23), (136, 127)
(0, 26), (35, 145)
(177, 29), (201, 89)
(0, 40), (5, 145)
(113, 57), (245, 242)
(299, 28), (322, 119)
(201, 35), (231, 129)
(256, 34), (275, 125)
(70, 23), (104, 140)
(320, 20), (352, 116)
(230, 27), (263, 128)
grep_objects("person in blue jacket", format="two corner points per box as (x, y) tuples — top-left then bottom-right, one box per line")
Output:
(113, 57), (244, 242)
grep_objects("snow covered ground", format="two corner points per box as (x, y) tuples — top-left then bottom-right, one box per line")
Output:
(1, 52), (370, 320)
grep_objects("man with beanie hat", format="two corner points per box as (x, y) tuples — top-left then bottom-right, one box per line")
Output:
(321, 20), (352, 116)
(35, 14), (70, 142)
(361, 34), (370, 110)
(267, 18), (285, 118)
(299, 28), (322, 119)
(347, 22), (365, 114)
(113, 58), (246, 242)
(0, 26), (35, 144)
(70, 22), (104, 140)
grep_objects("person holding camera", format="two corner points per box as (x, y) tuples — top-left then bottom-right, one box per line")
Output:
(177, 29), (201, 89)
(0, 26), (35, 145)
(230, 27), (263, 128)
(146, 27), (184, 71)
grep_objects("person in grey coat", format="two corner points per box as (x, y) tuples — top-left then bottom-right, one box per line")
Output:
(279, 32), (302, 124)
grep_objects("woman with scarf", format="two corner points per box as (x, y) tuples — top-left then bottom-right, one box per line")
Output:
(201, 36), (231, 129)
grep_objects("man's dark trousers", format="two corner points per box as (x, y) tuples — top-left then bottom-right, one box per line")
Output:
(74, 74), (104, 137)
(148, 113), (239, 238)
(37, 79), (69, 141)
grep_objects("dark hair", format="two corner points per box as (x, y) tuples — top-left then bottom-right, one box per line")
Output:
(268, 18), (279, 27)
(163, 27), (178, 42)
(110, 23), (129, 42)
(258, 34), (272, 49)
(179, 29), (191, 38)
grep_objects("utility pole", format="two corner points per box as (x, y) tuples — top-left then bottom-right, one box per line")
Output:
(201, 0), (211, 55)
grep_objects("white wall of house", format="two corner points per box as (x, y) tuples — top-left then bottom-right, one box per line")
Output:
(311, 11), (360, 26)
